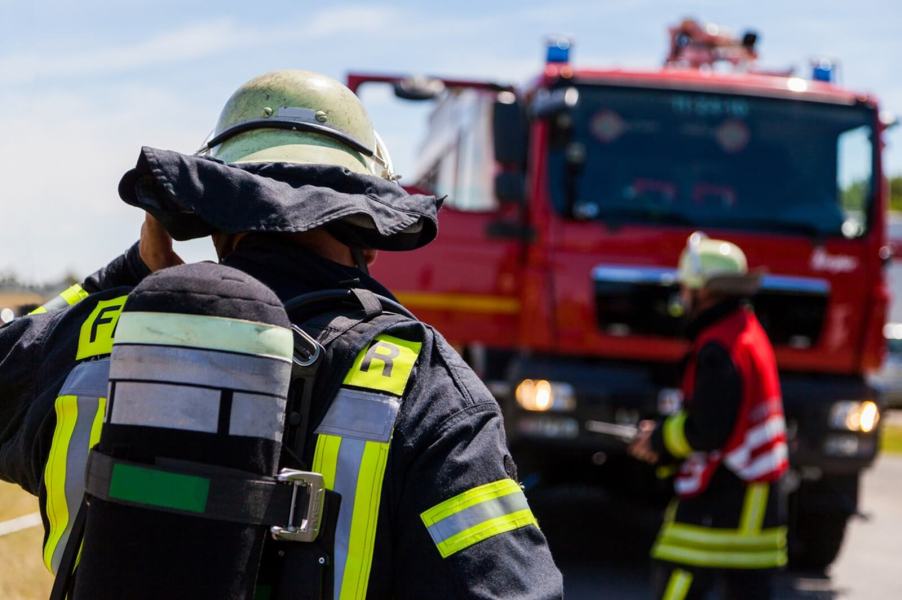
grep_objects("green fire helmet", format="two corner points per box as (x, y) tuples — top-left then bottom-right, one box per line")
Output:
(200, 70), (396, 179)
(677, 232), (762, 295)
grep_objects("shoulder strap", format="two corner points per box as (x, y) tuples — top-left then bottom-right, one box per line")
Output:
(280, 289), (419, 470)
(284, 288), (415, 325)
(310, 316), (425, 600)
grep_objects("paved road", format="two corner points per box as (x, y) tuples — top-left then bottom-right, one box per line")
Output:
(532, 456), (902, 599)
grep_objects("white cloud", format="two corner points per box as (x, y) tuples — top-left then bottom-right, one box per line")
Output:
(0, 5), (399, 87)
(0, 19), (247, 85)
(303, 6), (398, 37)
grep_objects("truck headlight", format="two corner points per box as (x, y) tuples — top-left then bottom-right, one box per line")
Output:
(829, 400), (880, 433)
(514, 379), (576, 412)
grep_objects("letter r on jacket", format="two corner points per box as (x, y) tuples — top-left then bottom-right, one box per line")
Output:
(361, 341), (400, 377)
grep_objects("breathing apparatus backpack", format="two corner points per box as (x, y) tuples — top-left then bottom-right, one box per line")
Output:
(51, 263), (418, 600)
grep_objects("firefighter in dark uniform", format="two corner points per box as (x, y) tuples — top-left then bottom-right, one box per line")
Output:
(629, 232), (788, 600)
(0, 70), (563, 599)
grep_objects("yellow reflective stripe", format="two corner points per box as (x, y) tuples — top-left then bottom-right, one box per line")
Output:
(42, 395), (78, 572)
(652, 541), (788, 569)
(421, 478), (522, 526)
(662, 499), (678, 525)
(89, 397), (107, 448)
(663, 411), (692, 458)
(113, 311), (293, 361)
(60, 284), (89, 306)
(343, 334), (422, 396)
(663, 569), (693, 600)
(656, 465), (677, 479)
(658, 524), (787, 551)
(434, 509), (538, 559)
(394, 292), (521, 315)
(312, 434), (342, 491)
(30, 284), (89, 316)
(76, 296), (128, 360)
(75, 397), (105, 569)
(739, 483), (769, 534)
(339, 440), (391, 600)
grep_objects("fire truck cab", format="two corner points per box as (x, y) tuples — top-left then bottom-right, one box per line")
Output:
(349, 23), (892, 568)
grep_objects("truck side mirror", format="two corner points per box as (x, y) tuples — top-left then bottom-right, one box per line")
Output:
(493, 95), (529, 167)
(531, 86), (579, 119)
(392, 76), (446, 101)
(494, 171), (526, 206)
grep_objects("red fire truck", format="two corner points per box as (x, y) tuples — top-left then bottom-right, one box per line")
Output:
(349, 21), (893, 567)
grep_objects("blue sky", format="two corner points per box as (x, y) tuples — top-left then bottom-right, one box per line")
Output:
(2, 0), (901, 281)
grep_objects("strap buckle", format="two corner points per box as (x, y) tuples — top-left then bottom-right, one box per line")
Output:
(270, 469), (325, 542)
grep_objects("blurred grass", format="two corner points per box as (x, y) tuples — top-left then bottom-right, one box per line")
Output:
(0, 482), (52, 599)
(882, 423), (902, 455)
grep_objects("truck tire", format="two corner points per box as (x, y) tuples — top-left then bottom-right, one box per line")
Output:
(788, 472), (859, 571)
(789, 510), (849, 571)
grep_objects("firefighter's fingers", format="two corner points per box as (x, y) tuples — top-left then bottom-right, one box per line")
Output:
(638, 419), (657, 433)
(140, 213), (184, 272)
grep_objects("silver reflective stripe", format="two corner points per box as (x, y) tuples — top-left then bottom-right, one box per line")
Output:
(41, 294), (70, 313)
(425, 489), (531, 546)
(59, 359), (110, 398)
(229, 392), (286, 441)
(316, 388), (400, 443)
(109, 382), (220, 433)
(110, 344), (291, 395)
(330, 437), (368, 596)
(113, 312), (294, 361)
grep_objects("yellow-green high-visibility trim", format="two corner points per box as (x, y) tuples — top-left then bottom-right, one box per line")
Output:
(420, 479), (538, 559)
(663, 411), (692, 458)
(339, 440), (391, 599)
(663, 568), (693, 600)
(30, 284), (89, 316)
(311, 434), (393, 600)
(59, 284), (89, 306)
(657, 523), (787, 551)
(76, 296), (128, 360)
(312, 433), (342, 492)
(343, 334), (421, 396)
(43, 395), (78, 572)
(739, 483), (769, 534)
(652, 540), (788, 569)
(113, 312), (293, 361)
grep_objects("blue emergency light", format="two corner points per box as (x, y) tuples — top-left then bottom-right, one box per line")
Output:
(546, 37), (572, 64)
(811, 59), (835, 83)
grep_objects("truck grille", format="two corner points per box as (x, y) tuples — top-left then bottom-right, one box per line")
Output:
(592, 266), (829, 348)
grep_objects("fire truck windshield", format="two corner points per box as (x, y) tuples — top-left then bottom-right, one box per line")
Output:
(547, 85), (877, 238)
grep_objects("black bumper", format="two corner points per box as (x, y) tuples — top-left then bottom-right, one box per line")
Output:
(501, 354), (880, 475)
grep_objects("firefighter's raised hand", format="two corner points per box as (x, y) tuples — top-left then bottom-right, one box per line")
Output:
(628, 420), (659, 464)
(140, 213), (184, 272)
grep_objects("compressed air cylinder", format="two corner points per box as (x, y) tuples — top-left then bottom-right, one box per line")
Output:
(74, 264), (293, 599)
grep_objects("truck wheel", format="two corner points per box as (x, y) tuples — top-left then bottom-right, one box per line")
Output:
(789, 510), (849, 571)
(789, 473), (859, 571)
